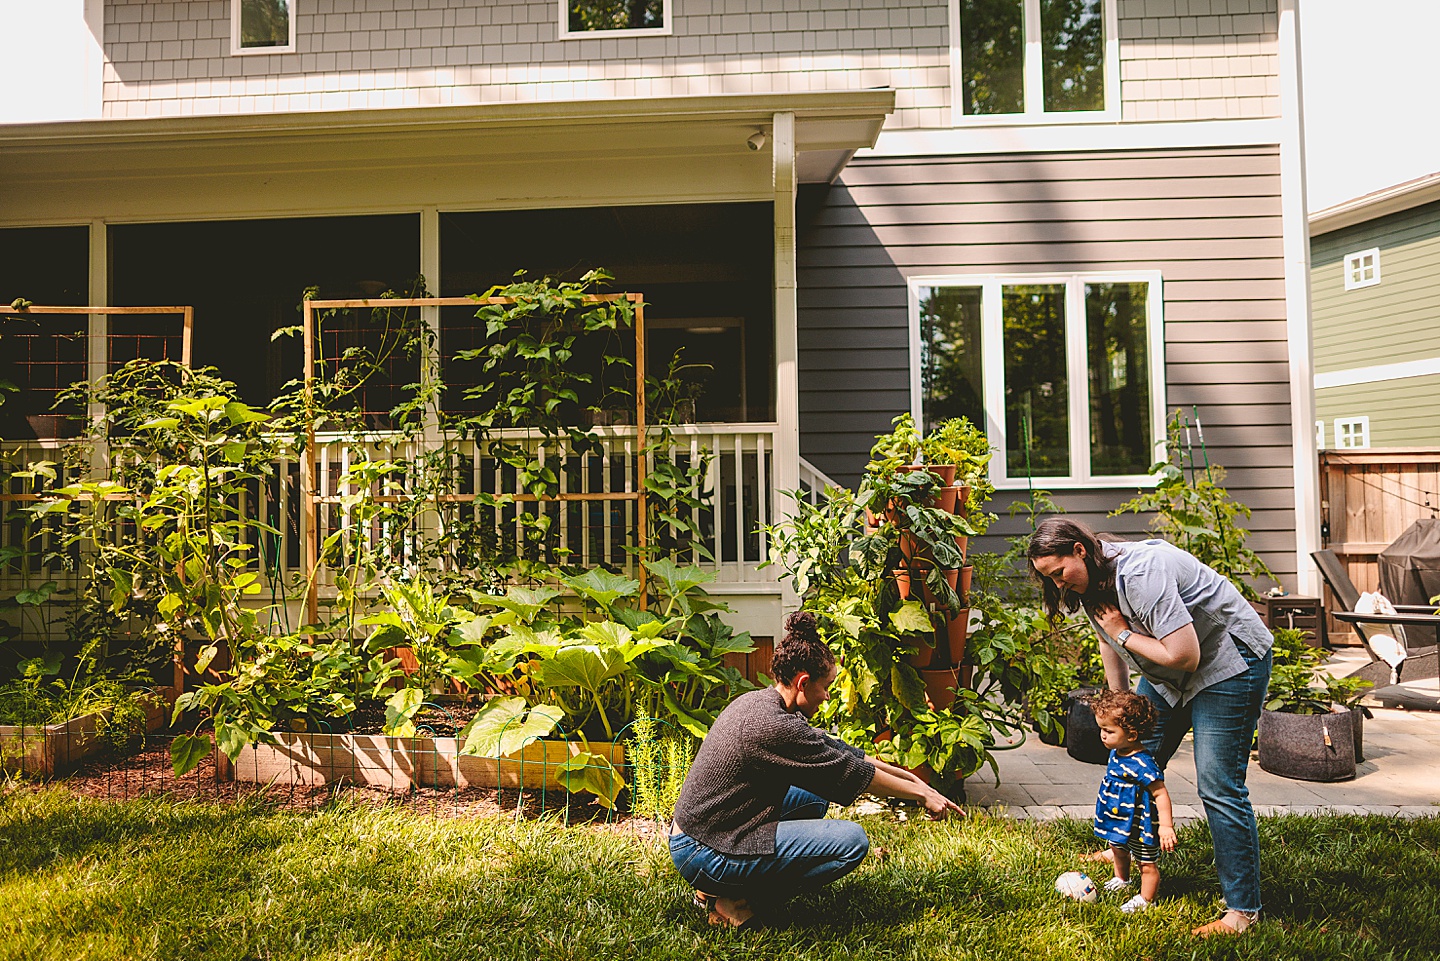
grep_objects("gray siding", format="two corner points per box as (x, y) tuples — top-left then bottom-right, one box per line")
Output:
(796, 145), (1296, 580)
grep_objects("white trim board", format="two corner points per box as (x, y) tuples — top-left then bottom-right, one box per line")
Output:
(1315, 356), (1440, 390)
(863, 118), (1283, 158)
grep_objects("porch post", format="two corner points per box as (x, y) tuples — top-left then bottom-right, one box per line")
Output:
(772, 111), (800, 614)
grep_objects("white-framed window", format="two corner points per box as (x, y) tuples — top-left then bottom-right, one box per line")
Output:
(949, 0), (1120, 124)
(1315, 419), (1325, 450)
(1343, 247), (1381, 290)
(231, 0), (296, 55)
(910, 272), (1165, 488)
(1334, 416), (1370, 449)
(558, 0), (672, 39)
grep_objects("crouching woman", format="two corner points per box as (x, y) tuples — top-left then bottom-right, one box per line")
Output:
(669, 611), (961, 929)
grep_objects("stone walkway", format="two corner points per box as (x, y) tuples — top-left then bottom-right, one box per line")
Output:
(968, 651), (1440, 821)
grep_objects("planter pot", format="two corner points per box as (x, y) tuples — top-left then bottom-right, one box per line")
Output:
(219, 731), (626, 791)
(958, 565), (973, 603)
(944, 607), (971, 664)
(899, 463), (958, 486)
(1034, 720), (1063, 747)
(954, 535), (968, 559)
(953, 484), (971, 519)
(1064, 688), (1109, 765)
(919, 668), (963, 711)
(1258, 708), (1357, 782)
(901, 632), (938, 669)
(0, 697), (167, 777)
(924, 484), (961, 513)
(892, 565), (959, 610)
(1353, 707), (1367, 763)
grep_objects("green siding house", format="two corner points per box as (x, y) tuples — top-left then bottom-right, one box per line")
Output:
(1310, 172), (1440, 449)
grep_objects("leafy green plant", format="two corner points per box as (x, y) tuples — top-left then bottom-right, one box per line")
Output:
(1113, 410), (1277, 601)
(1265, 626), (1370, 715)
(866, 412), (923, 475)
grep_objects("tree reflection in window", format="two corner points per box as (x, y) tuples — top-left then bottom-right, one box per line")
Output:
(1085, 283), (1150, 475)
(1003, 285), (1069, 477)
(1041, 0), (1106, 112)
(569, 0), (664, 32)
(919, 286), (985, 432)
(240, 0), (290, 48)
(958, 0), (1025, 115)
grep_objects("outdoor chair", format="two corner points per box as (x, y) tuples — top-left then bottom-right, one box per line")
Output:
(1311, 549), (1440, 689)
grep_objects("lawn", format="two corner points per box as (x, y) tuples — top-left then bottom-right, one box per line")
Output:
(2, 787), (1436, 961)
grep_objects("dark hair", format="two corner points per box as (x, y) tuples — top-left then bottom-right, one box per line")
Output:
(1025, 517), (1119, 622)
(1088, 689), (1158, 740)
(771, 611), (835, 686)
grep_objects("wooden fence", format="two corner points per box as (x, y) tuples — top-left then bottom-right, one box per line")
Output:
(1319, 448), (1440, 645)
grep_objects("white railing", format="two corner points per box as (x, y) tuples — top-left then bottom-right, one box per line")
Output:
(798, 456), (841, 504)
(2, 423), (785, 596)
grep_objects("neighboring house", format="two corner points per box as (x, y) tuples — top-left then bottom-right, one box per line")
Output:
(0, 0), (1320, 633)
(1310, 171), (1440, 450)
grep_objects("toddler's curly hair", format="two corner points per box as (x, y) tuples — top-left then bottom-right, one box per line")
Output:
(1088, 689), (1158, 740)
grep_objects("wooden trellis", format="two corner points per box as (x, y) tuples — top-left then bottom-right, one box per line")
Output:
(300, 293), (649, 622)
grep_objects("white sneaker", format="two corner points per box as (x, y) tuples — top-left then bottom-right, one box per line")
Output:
(1120, 894), (1151, 914)
(1103, 876), (1133, 894)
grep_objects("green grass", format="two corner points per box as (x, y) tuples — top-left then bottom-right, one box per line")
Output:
(1, 787), (1437, 961)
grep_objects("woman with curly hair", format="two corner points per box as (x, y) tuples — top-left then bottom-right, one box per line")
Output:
(669, 610), (961, 929)
(1028, 517), (1273, 937)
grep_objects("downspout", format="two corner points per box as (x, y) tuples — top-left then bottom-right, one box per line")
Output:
(1278, 0), (1320, 595)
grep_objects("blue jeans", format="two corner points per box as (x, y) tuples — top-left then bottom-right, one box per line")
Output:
(1138, 641), (1272, 914)
(669, 786), (869, 901)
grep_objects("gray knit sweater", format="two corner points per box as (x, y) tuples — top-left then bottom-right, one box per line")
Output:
(672, 687), (875, 856)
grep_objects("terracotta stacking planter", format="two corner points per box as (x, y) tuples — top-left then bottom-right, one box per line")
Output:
(919, 667), (963, 711)
(899, 463), (957, 486)
(901, 632), (938, 669)
(944, 606), (971, 664)
(893, 565), (959, 608)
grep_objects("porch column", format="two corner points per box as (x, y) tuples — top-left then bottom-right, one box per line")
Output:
(772, 111), (800, 613)
(86, 219), (107, 434)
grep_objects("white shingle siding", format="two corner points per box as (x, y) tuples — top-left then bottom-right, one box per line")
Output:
(1117, 0), (1280, 120)
(103, 0), (1278, 127)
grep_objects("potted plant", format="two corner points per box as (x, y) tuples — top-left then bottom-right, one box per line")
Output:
(920, 417), (995, 523)
(1258, 627), (1371, 781)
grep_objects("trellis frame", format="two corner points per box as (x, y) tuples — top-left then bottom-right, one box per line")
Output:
(300, 293), (648, 623)
(0, 304), (194, 368)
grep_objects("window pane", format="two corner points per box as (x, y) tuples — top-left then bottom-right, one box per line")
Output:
(1085, 283), (1151, 475)
(569, 0), (664, 32)
(919, 286), (984, 433)
(0, 226), (89, 439)
(959, 0), (1025, 116)
(241, 0), (290, 48)
(1003, 285), (1069, 477)
(1041, 0), (1105, 112)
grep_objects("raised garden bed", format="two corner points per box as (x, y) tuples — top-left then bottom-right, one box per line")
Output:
(0, 692), (170, 777)
(217, 732), (625, 792)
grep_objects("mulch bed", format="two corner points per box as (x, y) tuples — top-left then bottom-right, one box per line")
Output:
(43, 737), (656, 830)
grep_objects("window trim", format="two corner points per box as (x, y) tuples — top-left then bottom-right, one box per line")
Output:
(1315, 419), (1325, 450)
(1342, 247), (1381, 291)
(1334, 416), (1370, 449)
(948, 0), (1121, 126)
(230, 0), (297, 56)
(908, 271), (1166, 489)
(557, 0), (674, 40)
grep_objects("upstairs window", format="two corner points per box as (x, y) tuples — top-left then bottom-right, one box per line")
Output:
(232, 0), (296, 55)
(1334, 416), (1370, 449)
(559, 0), (671, 39)
(915, 272), (1164, 487)
(952, 0), (1116, 122)
(1343, 248), (1381, 290)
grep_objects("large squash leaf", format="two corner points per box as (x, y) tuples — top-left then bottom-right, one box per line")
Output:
(458, 696), (565, 758)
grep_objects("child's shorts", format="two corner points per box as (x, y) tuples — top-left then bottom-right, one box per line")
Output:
(1126, 834), (1161, 864)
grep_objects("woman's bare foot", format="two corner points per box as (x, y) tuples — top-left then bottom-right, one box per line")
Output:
(1079, 848), (1116, 863)
(706, 896), (755, 928)
(1192, 910), (1258, 937)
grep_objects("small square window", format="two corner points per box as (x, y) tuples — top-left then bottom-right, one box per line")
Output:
(1334, 416), (1370, 449)
(1343, 247), (1381, 290)
(558, 0), (673, 39)
(232, 0), (296, 56)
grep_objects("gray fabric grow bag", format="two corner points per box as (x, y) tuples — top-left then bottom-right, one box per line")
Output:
(1258, 708), (1357, 782)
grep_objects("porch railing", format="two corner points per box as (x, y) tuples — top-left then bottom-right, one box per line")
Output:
(1, 422), (784, 598)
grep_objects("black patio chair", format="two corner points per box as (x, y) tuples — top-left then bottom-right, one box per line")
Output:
(1312, 549), (1440, 688)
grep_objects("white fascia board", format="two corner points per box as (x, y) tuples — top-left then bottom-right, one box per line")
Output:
(1310, 171), (1440, 236)
(862, 117), (1283, 158)
(1315, 356), (1440, 390)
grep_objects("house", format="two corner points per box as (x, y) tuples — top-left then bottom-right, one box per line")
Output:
(0, 0), (1320, 637)
(1309, 171), (1440, 450)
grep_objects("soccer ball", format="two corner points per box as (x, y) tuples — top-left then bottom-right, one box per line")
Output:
(1054, 871), (1098, 903)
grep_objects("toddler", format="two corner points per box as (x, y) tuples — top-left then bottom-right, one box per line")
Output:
(1084, 690), (1176, 913)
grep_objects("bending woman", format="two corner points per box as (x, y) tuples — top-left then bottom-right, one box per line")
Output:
(1028, 518), (1272, 937)
(669, 611), (961, 929)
